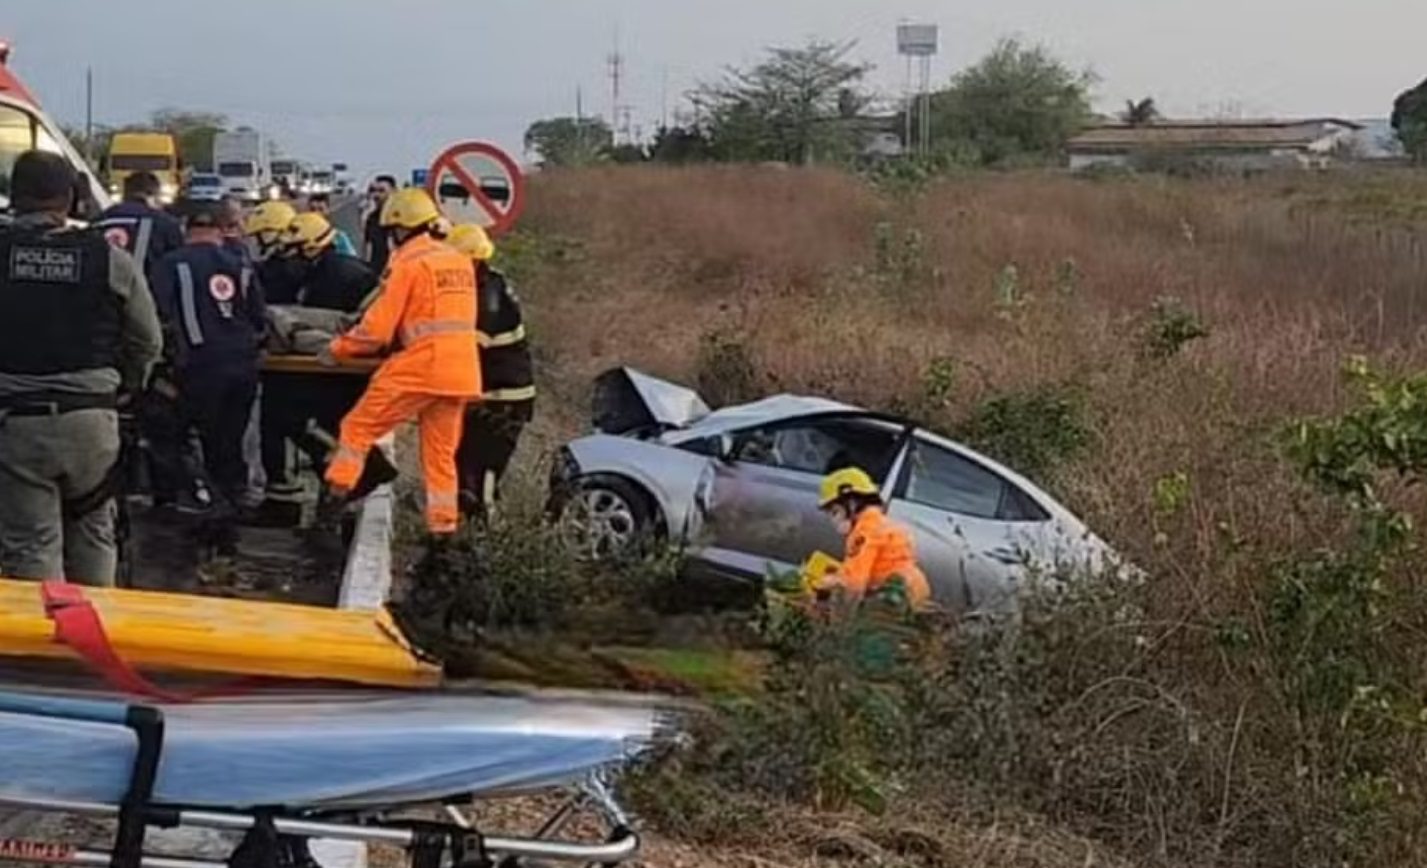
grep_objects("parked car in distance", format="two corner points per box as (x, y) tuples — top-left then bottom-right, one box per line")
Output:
(185, 172), (224, 202)
(551, 369), (1123, 615)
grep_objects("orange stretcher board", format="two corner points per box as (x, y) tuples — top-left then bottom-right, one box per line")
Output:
(0, 579), (440, 688)
(262, 355), (381, 376)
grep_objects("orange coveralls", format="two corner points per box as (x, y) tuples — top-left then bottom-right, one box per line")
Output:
(837, 507), (932, 610)
(324, 234), (481, 534)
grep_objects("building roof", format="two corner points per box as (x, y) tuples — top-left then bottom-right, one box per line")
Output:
(1068, 119), (1364, 153)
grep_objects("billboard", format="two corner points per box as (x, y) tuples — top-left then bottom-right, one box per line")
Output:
(897, 24), (939, 57)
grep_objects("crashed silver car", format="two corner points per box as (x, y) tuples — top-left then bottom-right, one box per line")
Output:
(550, 368), (1118, 613)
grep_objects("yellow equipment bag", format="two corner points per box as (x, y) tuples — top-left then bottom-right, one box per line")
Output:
(0, 579), (440, 690)
(800, 550), (842, 593)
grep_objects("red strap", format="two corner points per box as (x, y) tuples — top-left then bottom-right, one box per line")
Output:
(41, 581), (257, 704)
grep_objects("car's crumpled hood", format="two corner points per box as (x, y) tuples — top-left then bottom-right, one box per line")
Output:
(663, 395), (855, 444)
(593, 368), (712, 435)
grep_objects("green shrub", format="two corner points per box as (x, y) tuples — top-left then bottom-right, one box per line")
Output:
(1143, 296), (1211, 360)
(955, 384), (1093, 478)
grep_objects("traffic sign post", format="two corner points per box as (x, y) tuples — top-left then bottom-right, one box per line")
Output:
(424, 141), (526, 237)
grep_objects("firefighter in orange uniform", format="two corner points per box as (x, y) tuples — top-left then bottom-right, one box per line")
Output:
(816, 467), (933, 611)
(322, 188), (480, 543)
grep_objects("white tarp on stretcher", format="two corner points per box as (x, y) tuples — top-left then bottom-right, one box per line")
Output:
(0, 693), (665, 810)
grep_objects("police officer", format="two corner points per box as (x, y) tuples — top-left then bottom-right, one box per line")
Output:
(96, 171), (185, 281)
(150, 206), (266, 554)
(0, 151), (163, 585)
(243, 200), (304, 305)
(446, 224), (535, 521)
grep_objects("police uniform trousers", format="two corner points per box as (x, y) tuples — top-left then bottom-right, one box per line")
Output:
(0, 407), (120, 585)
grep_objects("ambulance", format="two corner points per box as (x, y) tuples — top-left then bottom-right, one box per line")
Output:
(0, 41), (110, 216)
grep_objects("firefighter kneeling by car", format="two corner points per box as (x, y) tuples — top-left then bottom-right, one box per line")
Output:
(808, 467), (932, 612)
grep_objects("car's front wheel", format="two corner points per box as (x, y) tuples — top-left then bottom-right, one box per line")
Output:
(556, 475), (657, 561)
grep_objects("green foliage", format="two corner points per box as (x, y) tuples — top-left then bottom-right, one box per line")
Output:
(1390, 77), (1427, 163)
(523, 116), (614, 167)
(1120, 96), (1160, 126)
(923, 38), (1095, 167)
(1266, 358), (1427, 853)
(698, 40), (873, 165)
(1143, 296), (1211, 359)
(149, 108), (227, 171)
(1053, 258), (1080, 296)
(871, 220), (928, 289)
(696, 328), (762, 408)
(993, 263), (1025, 314)
(648, 125), (715, 164)
(955, 384), (1093, 478)
(1152, 471), (1191, 516)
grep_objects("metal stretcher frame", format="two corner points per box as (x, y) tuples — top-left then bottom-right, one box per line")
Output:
(0, 692), (644, 867)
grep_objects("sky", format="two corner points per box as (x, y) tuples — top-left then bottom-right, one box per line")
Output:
(7, 0), (1425, 181)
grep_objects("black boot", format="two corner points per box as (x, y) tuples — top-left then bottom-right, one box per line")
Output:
(348, 448), (400, 502)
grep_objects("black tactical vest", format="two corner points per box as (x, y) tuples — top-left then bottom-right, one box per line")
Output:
(0, 225), (121, 375)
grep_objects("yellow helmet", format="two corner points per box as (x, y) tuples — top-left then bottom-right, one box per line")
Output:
(446, 223), (495, 261)
(379, 187), (442, 229)
(819, 467), (880, 508)
(243, 201), (297, 245)
(283, 212), (335, 258)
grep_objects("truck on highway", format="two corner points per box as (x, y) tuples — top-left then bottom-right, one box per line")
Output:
(0, 41), (109, 214)
(105, 132), (182, 204)
(270, 158), (302, 196)
(213, 127), (271, 203)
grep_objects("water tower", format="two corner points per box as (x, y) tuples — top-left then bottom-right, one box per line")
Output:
(897, 23), (939, 156)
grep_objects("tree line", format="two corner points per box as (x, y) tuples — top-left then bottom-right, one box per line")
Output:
(526, 38), (1094, 170)
(528, 37), (1427, 168)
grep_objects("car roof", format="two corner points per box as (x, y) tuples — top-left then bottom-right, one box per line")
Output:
(666, 394), (876, 441)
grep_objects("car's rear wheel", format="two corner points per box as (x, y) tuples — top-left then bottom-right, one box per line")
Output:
(557, 475), (657, 561)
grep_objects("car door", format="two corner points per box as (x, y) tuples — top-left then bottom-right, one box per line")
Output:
(885, 435), (1055, 614)
(700, 417), (905, 580)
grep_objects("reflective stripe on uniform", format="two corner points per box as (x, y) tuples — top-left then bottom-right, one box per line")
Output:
(481, 385), (537, 403)
(399, 319), (476, 345)
(477, 324), (526, 349)
(333, 443), (366, 465)
(176, 262), (204, 346)
(133, 218), (153, 268)
(240, 266), (253, 298)
(482, 471), (498, 512)
(426, 490), (459, 509)
(304, 419), (338, 449)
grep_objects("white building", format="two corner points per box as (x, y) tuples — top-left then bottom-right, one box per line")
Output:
(1066, 119), (1365, 172)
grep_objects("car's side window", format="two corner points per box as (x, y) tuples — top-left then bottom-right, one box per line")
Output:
(901, 440), (1049, 522)
(734, 419), (901, 480)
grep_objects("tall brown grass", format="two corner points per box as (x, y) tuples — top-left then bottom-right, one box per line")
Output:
(513, 165), (1427, 866)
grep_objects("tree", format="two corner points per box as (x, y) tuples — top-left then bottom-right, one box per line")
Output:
(523, 117), (613, 167)
(1121, 97), (1160, 126)
(697, 40), (873, 164)
(149, 108), (228, 171)
(1391, 78), (1427, 162)
(649, 124), (715, 164)
(925, 38), (1094, 167)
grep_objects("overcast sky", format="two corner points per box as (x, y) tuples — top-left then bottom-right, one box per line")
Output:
(8, 0), (1424, 180)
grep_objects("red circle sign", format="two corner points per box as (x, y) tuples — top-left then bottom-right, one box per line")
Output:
(425, 141), (526, 237)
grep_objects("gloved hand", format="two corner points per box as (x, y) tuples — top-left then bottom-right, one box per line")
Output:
(316, 344), (338, 368)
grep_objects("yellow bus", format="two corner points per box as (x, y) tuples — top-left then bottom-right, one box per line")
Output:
(106, 132), (181, 203)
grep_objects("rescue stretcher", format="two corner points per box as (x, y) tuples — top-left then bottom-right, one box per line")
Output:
(0, 687), (668, 867)
(259, 355), (380, 377)
(0, 578), (676, 866)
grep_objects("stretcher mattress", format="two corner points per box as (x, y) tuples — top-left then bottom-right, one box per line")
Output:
(0, 579), (439, 688)
(0, 693), (664, 810)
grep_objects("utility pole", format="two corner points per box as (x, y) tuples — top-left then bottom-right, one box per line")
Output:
(84, 66), (94, 163)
